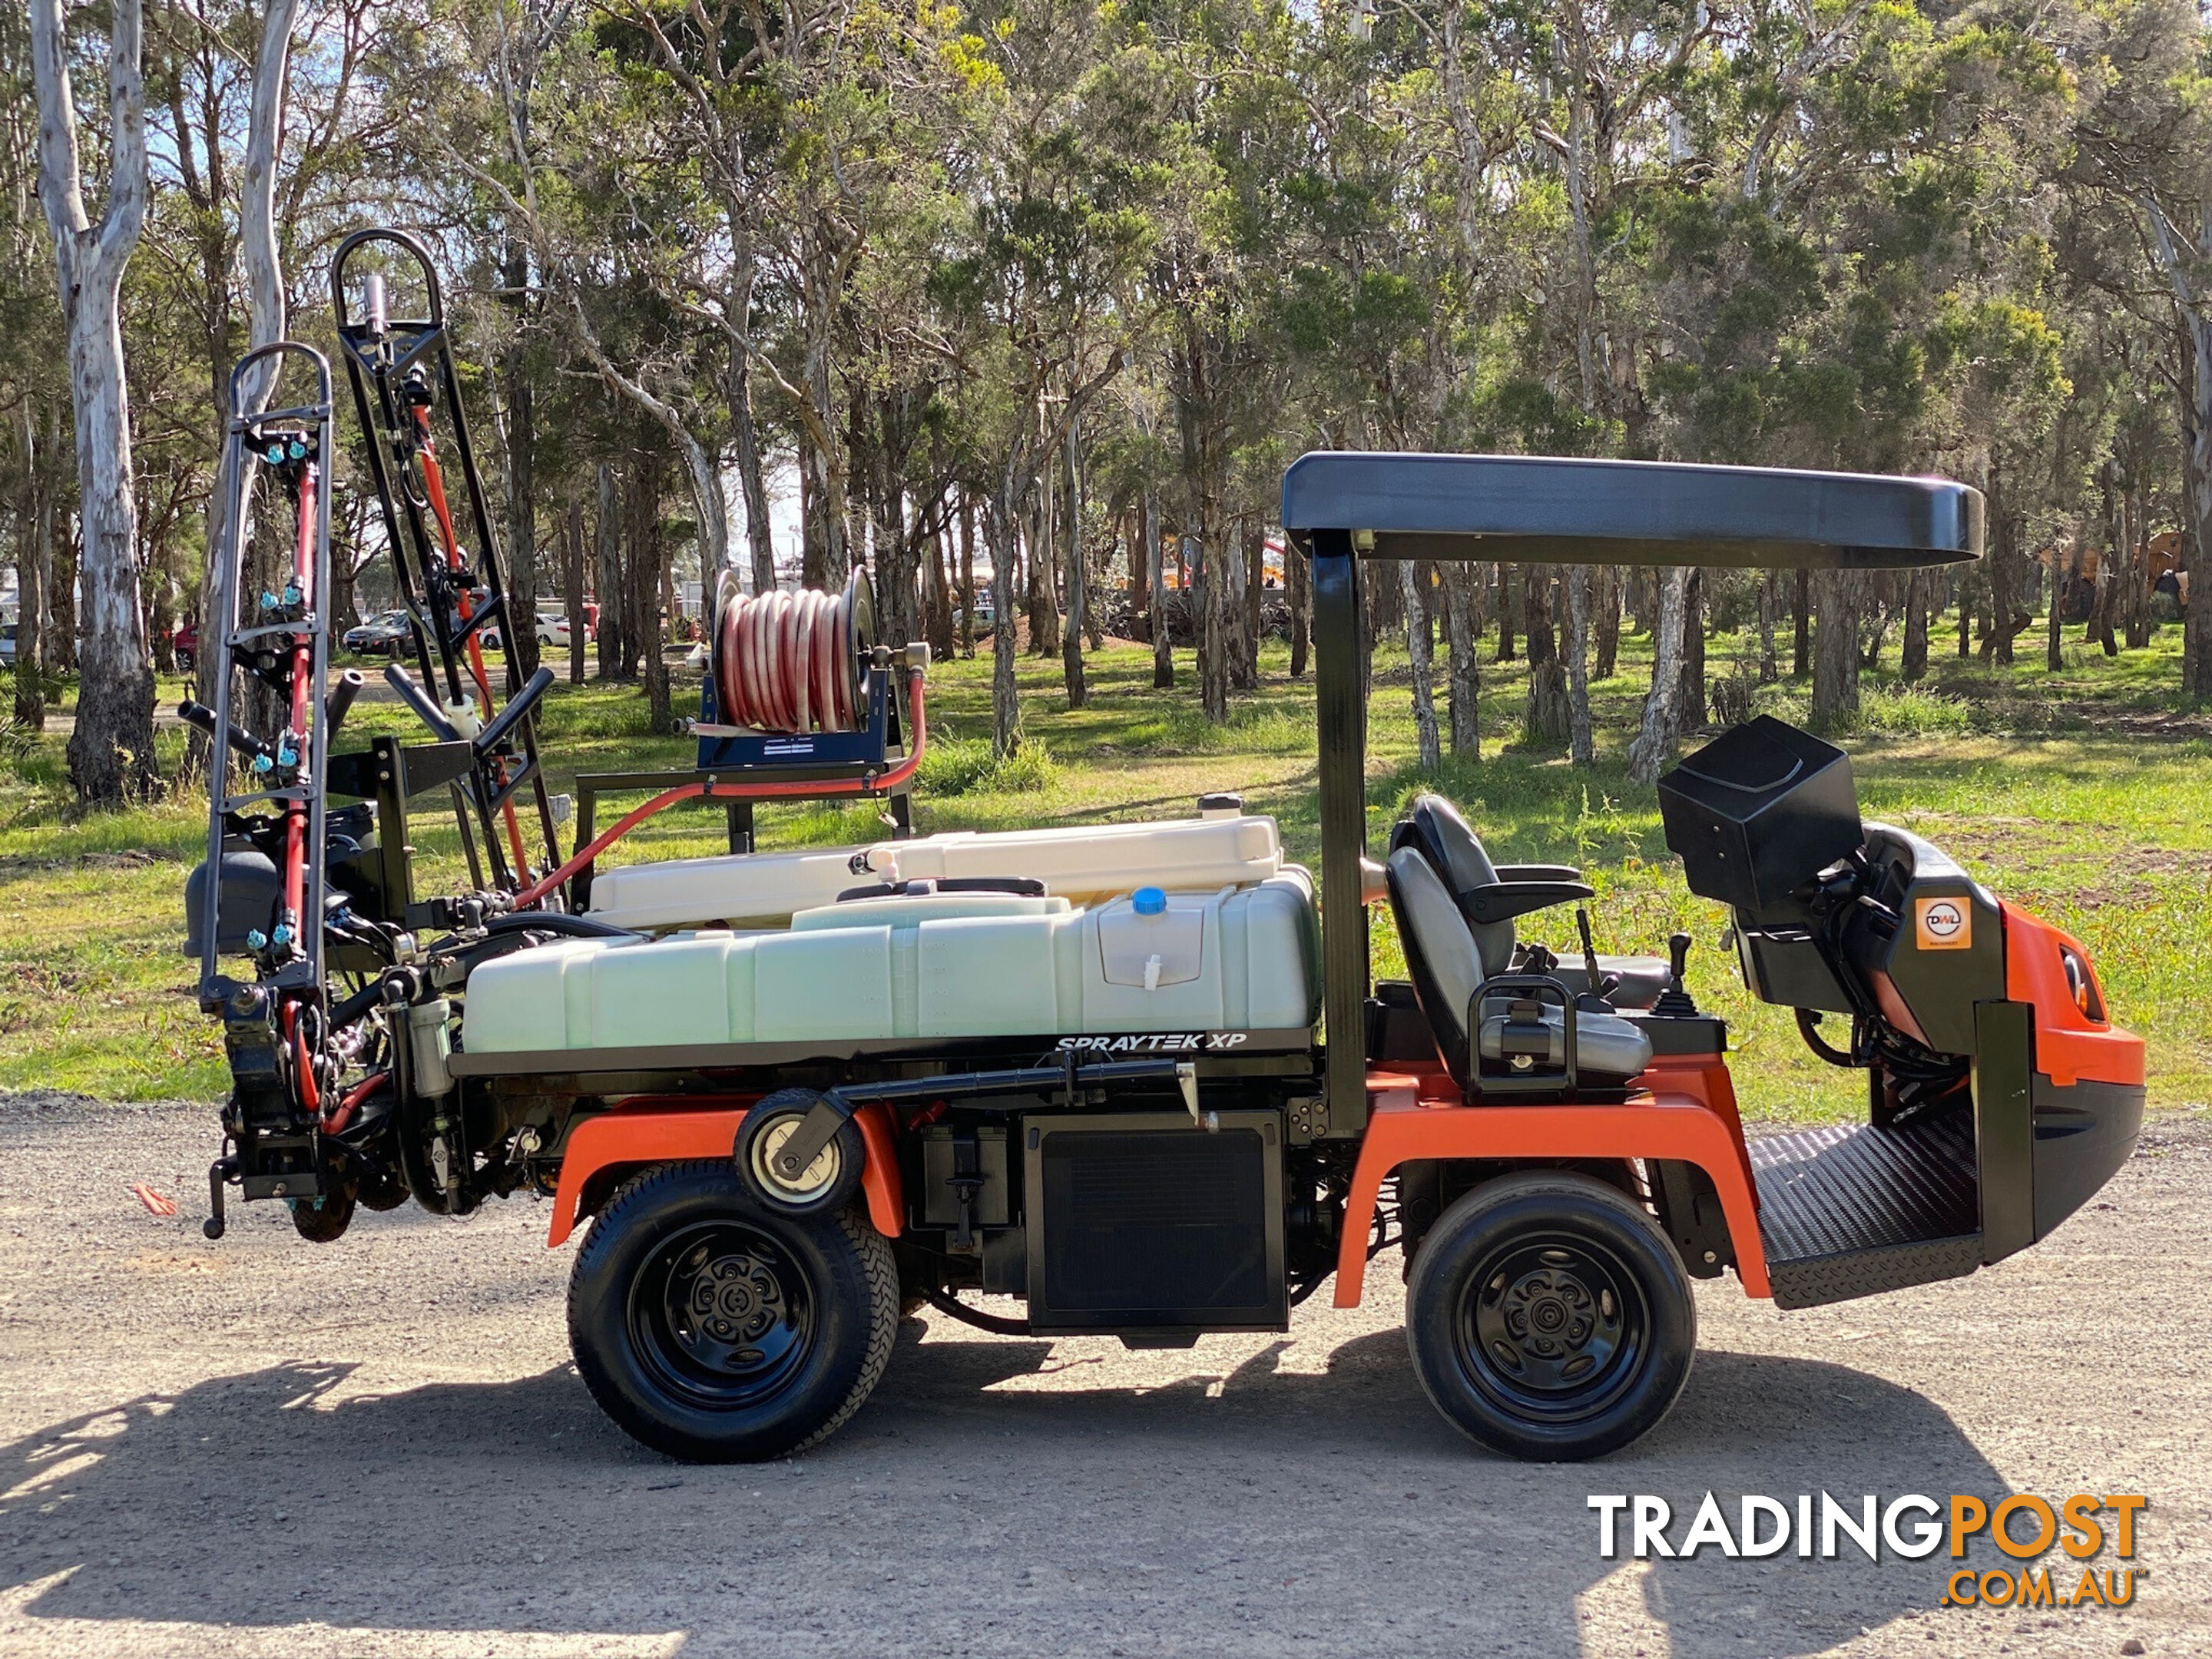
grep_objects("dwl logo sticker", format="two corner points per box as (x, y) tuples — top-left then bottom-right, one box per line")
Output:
(1916, 896), (1971, 951)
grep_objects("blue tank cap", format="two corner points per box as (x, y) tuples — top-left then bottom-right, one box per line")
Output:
(1131, 886), (1167, 916)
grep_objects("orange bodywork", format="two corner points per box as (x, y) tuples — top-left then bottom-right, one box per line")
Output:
(2001, 902), (2144, 1088)
(1330, 1055), (1769, 1307)
(547, 1098), (903, 1247)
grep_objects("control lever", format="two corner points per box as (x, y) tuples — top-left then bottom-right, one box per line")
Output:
(1177, 1061), (1216, 1131)
(1574, 906), (1618, 1006)
(1653, 932), (1700, 1018)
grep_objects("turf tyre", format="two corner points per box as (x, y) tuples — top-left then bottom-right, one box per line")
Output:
(1406, 1171), (1694, 1461)
(568, 1161), (896, 1462)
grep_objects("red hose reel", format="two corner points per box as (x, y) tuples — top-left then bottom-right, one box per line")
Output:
(713, 568), (876, 735)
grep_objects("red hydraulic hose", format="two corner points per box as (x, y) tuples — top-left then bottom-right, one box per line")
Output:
(278, 463), (320, 933)
(511, 672), (930, 910)
(321, 1069), (389, 1137)
(280, 465), (322, 1118)
(412, 409), (531, 879)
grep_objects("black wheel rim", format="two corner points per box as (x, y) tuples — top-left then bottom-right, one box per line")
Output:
(631, 1222), (816, 1412)
(1453, 1230), (1651, 1426)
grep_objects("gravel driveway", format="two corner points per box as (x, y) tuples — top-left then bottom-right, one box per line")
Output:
(1, 1092), (2204, 1659)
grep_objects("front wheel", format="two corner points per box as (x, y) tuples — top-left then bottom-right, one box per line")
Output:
(1406, 1171), (1695, 1461)
(568, 1161), (897, 1462)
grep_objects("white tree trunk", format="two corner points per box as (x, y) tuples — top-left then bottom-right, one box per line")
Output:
(1565, 564), (1594, 767)
(1401, 561), (1442, 770)
(1626, 567), (1691, 785)
(238, 1), (296, 404)
(189, 0), (298, 783)
(31, 0), (154, 803)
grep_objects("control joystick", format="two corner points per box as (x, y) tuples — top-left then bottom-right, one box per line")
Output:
(1653, 931), (1700, 1018)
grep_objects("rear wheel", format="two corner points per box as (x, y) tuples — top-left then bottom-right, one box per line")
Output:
(1406, 1171), (1695, 1461)
(568, 1161), (896, 1462)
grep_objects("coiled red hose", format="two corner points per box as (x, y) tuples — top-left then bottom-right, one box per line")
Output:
(714, 577), (869, 734)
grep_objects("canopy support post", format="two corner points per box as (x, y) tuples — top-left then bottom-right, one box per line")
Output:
(1312, 533), (1370, 1136)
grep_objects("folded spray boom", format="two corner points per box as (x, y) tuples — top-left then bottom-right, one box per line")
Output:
(329, 227), (562, 894)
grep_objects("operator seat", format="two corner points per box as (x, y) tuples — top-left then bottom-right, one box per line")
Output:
(1384, 846), (1654, 1093)
(1389, 794), (1671, 1010)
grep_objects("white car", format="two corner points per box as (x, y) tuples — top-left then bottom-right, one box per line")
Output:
(538, 614), (591, 647)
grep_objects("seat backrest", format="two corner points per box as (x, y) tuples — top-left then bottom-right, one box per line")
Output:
(1389, 793), (1515, 976)
(1385, 846), (1482, 1088)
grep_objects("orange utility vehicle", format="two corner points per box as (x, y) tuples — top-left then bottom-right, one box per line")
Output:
(187, 236), (2143, 1462)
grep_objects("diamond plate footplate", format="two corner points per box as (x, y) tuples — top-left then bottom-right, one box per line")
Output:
(1750, 1111), (1983, 1310)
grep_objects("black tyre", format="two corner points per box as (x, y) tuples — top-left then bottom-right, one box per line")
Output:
(1406, 1171), (1695, 1461)
(568, 1161), (896, 1462)
(290, 1182), (356, 1243)
(733, 1088), (864, 1217)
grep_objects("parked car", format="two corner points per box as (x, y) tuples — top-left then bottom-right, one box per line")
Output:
(537, 613), (596, 649)
(952, 589), (996, 633)
(343, 610), (414, 657)
(172, 620), (197, 673)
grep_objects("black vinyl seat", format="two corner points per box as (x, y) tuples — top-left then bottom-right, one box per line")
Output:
(1384, 846), (1654, 1092)
(1389, 793), (1671, 1010)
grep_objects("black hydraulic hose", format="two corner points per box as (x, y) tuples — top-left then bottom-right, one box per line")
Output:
(1795, 1007), (1858, 1067)
(481, 910), (638, 941)
(922, 1290), (1031, 1337)
(329, 978), (386, 1032)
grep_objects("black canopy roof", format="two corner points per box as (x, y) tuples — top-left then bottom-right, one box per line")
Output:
(1281, 452), (1982, 569)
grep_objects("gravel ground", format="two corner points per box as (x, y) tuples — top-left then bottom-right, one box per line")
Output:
(0, 1091), (2204, 1659)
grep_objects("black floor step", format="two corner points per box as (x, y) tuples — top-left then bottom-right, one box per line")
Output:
(1750, 1111), (1982, 1310)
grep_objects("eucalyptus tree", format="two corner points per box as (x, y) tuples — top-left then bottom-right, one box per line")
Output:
(30, 0), (156, 803)
(2066, 0), (2212, 695)
(1, 7), (67, 731)
(933, 0), (1155, 748)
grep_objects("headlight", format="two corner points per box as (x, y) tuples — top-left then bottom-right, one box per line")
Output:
(2058, 945), (2104, 1022)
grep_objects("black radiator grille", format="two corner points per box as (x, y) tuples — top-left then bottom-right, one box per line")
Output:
(1031, 1124), (1280, 1326)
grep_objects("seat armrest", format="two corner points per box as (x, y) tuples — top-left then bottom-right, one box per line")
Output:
(1494, 863), (1583, 883)
(1459, 879), (1597, 926)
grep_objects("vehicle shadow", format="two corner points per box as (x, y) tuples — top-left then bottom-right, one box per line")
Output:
(0, 1333), (2002, 1658)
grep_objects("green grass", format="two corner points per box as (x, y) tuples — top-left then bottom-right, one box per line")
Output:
(4, 611), (2209, 1121)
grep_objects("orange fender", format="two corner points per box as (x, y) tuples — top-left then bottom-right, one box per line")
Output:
(1332, 1068), (1767, 1306)
(547, 1098), (902, 1247)
(2000, 902), (2144, 1088)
